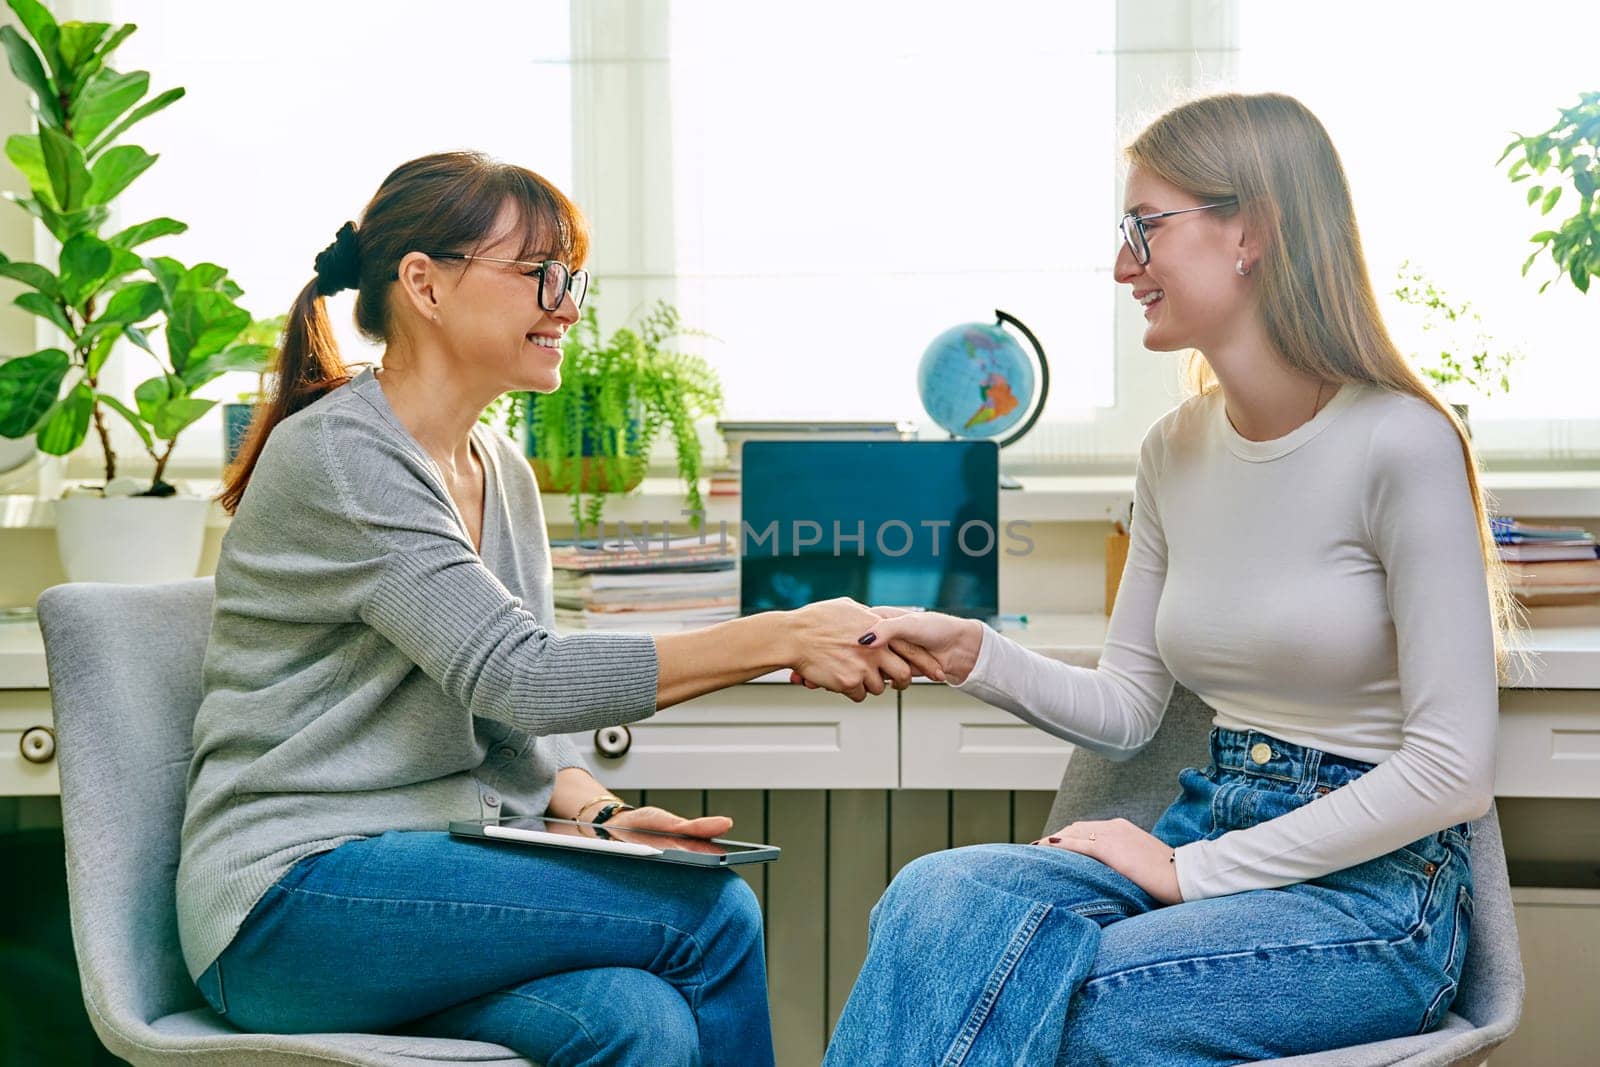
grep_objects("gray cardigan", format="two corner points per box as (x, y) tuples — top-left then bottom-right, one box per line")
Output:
(175, 367), (660, 981)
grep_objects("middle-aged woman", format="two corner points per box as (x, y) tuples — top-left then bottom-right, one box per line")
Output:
(821, 92), (1532, 1064)
(177, 151), (931, 1067)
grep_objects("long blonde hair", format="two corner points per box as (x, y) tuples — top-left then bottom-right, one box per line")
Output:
(1128, 91), (1530, 684)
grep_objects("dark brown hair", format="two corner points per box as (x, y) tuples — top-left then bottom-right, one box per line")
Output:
(218, 151), (589, 514)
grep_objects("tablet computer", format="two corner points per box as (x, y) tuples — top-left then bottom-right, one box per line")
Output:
(449, 815), (781, 868)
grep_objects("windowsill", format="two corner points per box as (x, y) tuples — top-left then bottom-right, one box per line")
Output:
(3, 469), (1600, 530)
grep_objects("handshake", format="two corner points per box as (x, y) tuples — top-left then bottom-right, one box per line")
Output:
(779, 597), (987, 702)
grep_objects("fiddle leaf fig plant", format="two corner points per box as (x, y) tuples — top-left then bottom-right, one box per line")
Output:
(0, 0), (267, 493)
(1499, 90), (1600, 295)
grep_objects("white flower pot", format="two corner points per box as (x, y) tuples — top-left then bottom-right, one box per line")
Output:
(54, 495), (212, 584)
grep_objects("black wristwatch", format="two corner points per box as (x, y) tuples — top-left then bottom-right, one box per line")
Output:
(591, 801), (633, 826)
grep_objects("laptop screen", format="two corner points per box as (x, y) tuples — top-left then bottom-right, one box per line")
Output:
(739, 440), (1000, 619)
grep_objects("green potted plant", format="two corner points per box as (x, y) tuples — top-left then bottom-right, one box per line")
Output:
(488, 297), (723, 535)
(1499, 90), (1600, 295)
(221, 313), (286, 466)
(0, 0), (271, 582)
(1390, 261), (1522, 437)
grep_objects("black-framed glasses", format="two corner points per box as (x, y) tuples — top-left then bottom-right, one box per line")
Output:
(423, 252), (589, 312)
(1118, 200), (1237, 265)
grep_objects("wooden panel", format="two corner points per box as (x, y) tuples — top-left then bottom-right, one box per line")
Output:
(707, 789), (768, 911)
(1012, 790), (1058, 843)
(950, 790), (1011, 849)
(577, 685), (898, 790)
(888, 790), (950, 877)
(899, 686), (1073, 790)
(765, 790), (828, 1067)
(825, 790), (888, 1035)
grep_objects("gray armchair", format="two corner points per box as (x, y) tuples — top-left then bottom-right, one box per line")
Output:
(37, 578), (532, 1066)
(1045, 683), (1525, 1067)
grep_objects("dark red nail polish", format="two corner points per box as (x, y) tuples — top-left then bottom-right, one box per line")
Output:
(858, 633), (876, 645)
(1048, 836), (1060, 843)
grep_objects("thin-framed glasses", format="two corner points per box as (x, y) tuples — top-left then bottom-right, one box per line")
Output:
(423, 252), (590, 312)
(1118, 200), (1237, 265)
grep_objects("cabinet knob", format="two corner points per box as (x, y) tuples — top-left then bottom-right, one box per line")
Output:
(594, 725), (632, 759)
(19, 726), (55, 765)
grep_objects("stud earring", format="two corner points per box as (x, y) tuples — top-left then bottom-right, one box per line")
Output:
(1235, 258), (1251, 277)
(432, 312), (439, 322)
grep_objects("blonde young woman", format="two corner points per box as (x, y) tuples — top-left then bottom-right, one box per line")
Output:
(822, 93), (1528, 1064)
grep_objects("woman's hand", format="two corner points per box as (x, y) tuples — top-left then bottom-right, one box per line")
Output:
(1031, 818), (1183, 906)
(853, 609), (985, 685)
(603, 805), (732, 840)
(783, 598), (940, 701)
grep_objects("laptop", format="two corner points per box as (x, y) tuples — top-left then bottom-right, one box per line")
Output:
(738, 440), (1002, 624)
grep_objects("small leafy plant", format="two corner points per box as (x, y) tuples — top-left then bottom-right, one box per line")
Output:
(1392, 261), (1522, 400)
(1499, 90), (1600, 294)
(488, 298), (723, 534)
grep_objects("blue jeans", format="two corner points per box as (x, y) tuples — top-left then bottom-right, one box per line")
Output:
(826, 727), (1475, 1066)
(193, 830), (774, 1067)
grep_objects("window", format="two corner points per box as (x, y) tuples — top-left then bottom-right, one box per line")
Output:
(91, 0), (573, 477)
(662, 2), (1117, 440)
(1240, 0), (1600, 459)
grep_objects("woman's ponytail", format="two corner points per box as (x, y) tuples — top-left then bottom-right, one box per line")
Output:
(217, 224), (359, 514)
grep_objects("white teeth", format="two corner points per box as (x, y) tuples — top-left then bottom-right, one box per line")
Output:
(527, 334), (561, 349)
(1138, 290), (1165, 307)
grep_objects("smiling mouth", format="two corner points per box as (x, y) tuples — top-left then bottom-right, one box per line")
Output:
(526, 333), (562, 350)
(1138, 289), (1164, 314)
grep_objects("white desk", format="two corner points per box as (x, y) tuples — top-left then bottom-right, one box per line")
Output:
(5, 607), (1599, 797)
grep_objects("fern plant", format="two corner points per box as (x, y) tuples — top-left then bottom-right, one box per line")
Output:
(489, 297), (723, 535)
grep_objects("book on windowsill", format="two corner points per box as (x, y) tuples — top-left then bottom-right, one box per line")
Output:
(1506, 557), (1600, 606)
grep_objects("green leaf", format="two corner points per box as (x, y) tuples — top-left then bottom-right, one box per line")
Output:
(121, 323), (154, 356)
(34, 380), (93, 454)
(134, 373), (213, 440)
(82, 327), (117, 376)
(95, 391), (151, 449)
(83, 143), (155, 207)
(166, 289), (250, 371)
(1574, 257), (1592, 293)
(142, 255), (184, 300)
(0, 348), (69, 436)
(4, 134), (50, 202)
(83, 86), (183, 159)
(180, 343), (274, 389)
(107, 216), (185, 249)
(13, 291), (74, 338)
(7, 0), (62, 79)
(1540, 186), (1562, 215)
(0, 260), (60, 298)
(39, 125), (91, 212)
(99, 280), (162, 324)
(0, 25), (63, 127)
(55, 22), (109, 73)
(58, 232), (114, 307)
(69, 68), (148, 148)
(1527, 184), (1543, 206)
(1522, 249), (1540, 277)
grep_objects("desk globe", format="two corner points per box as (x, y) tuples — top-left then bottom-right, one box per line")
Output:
(917, 310), (1050, 487)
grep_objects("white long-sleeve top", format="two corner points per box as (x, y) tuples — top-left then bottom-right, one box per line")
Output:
(953, 381), (1499, 901)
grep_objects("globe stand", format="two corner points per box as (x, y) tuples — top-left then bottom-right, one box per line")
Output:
(993, 309), (1049, 489)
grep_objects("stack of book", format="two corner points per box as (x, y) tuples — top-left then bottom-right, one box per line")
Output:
(550, 532), (738, 633)
(1491, 517), (1600, 606)
(708, 420), (919, 497)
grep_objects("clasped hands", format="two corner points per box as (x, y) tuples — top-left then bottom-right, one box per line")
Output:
(779, 598), (986, 701)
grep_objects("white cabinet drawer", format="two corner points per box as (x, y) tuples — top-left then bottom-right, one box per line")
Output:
(0, 690), (59, 796)
(1495, 690), (1600, 799)
(574, 683), (898, 790)
(900, 685), (1073, 790)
